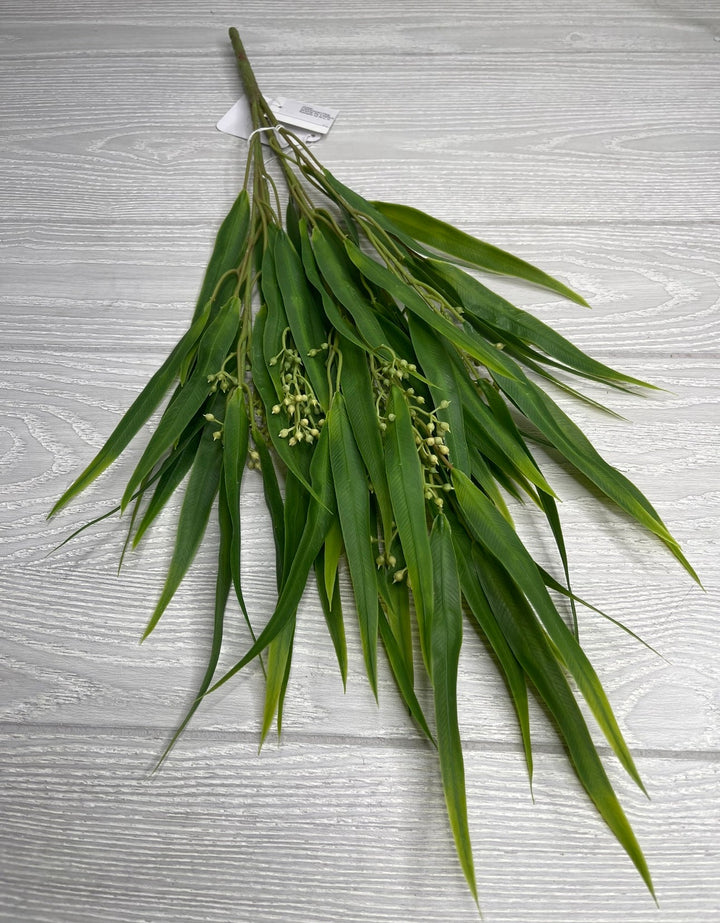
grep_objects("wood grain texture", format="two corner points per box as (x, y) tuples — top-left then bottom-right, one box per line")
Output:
(0, 732), (718, 923)
(1, 1), (718, 921)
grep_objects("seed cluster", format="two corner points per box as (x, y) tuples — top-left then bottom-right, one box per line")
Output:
(269, 329), (326, 445)
(371, 353), (453, 509)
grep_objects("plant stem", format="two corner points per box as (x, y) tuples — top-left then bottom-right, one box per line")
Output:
(229, 27), (274, 126)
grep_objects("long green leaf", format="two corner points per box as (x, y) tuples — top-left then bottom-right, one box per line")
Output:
(346, 239), (522, 381)
(339, 336), (395, 547)
(315, 549), (348, 687)
(429, 514), (478, 907)
(274, 229), (331, 409)
(450, 519), (533, 784)
(452, 467), (646, 793)
(50, 300), (212, 516)
(378, 606), (434, 743)
(310, 225), (390, 352)
(154, 476), (234, 770)
(142, 397), (225, 640)
(121, 296), (240, 510)
(131, 422), (204, 548)
(372, 200), (588, 305)
(474, 545), (655, 899)
(494, 368), (700, 582)
(328, 392), (379, 697)
(384, 385), (433, 666)
(407, 314), (471, 474)
(191, 188), (250, 321)
(429, 258), (652, 388)
(223, 388), (257, 645)
(208, 412), (337, 690)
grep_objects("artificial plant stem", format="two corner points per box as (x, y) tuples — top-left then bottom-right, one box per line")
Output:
(229, 27), (274, 126)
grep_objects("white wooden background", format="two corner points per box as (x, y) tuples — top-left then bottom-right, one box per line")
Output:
(1, 2), (718, 920)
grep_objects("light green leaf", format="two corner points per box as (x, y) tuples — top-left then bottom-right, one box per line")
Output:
(494, 368), (700, 583)
(274, 229), (331, 409)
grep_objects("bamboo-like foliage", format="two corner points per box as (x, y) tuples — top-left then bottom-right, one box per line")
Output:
(50, 28), (699, 909)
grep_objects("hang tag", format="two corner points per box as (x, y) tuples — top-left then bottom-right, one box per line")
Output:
(267, 96), (339, 135)
(217, 95), (338, 146)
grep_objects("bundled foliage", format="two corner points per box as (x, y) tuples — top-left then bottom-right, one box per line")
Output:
(51, 28), (698, 907)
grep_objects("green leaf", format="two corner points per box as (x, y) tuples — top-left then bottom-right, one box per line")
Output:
(50, 300), (212, 517)
(191, 188), (250, 321)
(474, 545), (655, 899)
(154, 476), (234, 770)
(452, 467), (646, 793)
(345, 239), (522, 381)
(299, 220), (369, 352)
(407, 315), (471, 474)
(223, 388), (257, 645)
(274, 229), (331, 409)
(338, 336), (395, 547)
(494, 368), (700, 583)
(378, 606), (434, 743)
(328, 392), (379, 697)
(450, 520), (532, 784)
(208, 411), (337, 690)
(322, 517), (343, 607)
(429, 259), (641, 385)
(315, 549), (348, 688)
(121, 296), (240, 510)
(252, 425), (285, 589)
(310, 224), (391, 353)
(428, 514), (478, 907)
(142, 394), (226, 640)
(251, 304), (316, 498)
(131, 421), (204, 548)
(372, 200), (589, 306)
(384, 385), (434, 666)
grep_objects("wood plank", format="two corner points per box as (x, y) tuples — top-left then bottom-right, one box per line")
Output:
(3, 0), (719, 55)
(3, 225), (719, 354)
(0, 359), (715, 746)
(0, 731), (717, 922)
(1, 56), (718, 224)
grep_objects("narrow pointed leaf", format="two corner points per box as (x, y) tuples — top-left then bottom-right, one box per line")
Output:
(155, 477), (234, 769)
(378, 607), (434, 743)
(191, 188), (250, 321)
(142, 399), (225, 640)
(50, 300), (212, 517)
(208, 414), (336, 690)
(452, 467), (646, 792)
(494, 369), (700, 582)
(274, 230), (331, 409)
(384, 385), (433, 665)
(315, 550), (348, 687)
(346, 239), (523, 380)
(372, 200), (588, 305)
(429, 514), (478, 907)
(328, 392), (379, 696)
(121, 296), (240, 510)
(475, 546), (655, 898)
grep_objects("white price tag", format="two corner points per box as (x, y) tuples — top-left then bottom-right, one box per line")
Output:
(217, 95), (338, 146)
(267, 96), (339, 135)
